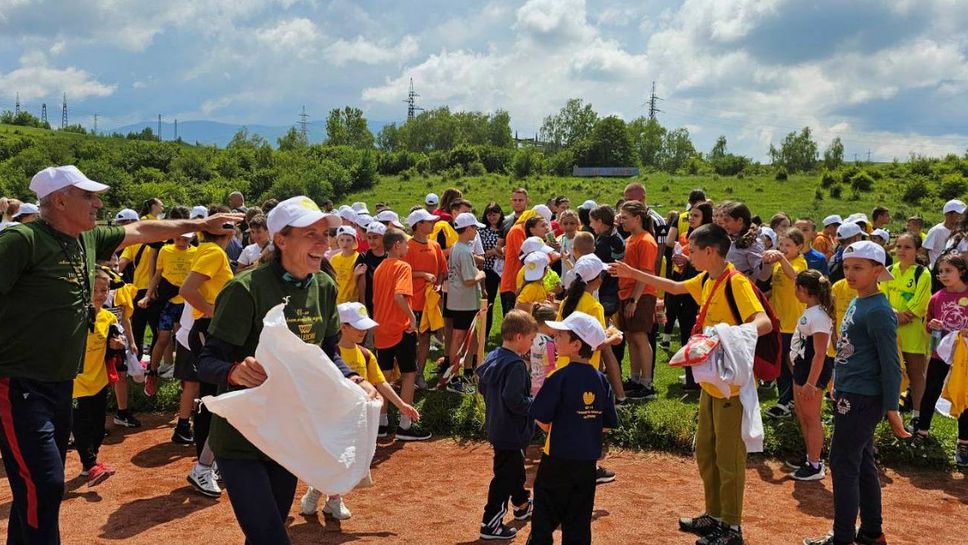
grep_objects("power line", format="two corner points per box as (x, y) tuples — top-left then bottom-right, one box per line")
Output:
(174, 118), (178, 140)
(40, 103), (47, 125)
(93, 114), (97, 134)
(298, 106), (309, 139)
(647, 81), (662, 120)
(157, 114), (162, 140)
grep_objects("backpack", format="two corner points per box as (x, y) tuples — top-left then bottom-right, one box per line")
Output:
(700, 270), (783, 381)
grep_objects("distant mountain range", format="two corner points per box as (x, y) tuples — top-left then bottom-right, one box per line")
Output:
(107, 119), (392, 148)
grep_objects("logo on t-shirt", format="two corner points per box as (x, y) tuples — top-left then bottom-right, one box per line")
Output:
(583, 391), (595, 405)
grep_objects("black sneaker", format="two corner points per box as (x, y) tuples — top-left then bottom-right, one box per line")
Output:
(640, 384), (657, 400)
(595, 466), (616, 484)
(113, 413), (142, 428)
(377, 425), (389, 438)
(909, 432), (929, 450)
(855, 531), (888, 545)
(790, 462), (825, 481)
(512, 498), (532, 520)
(765, 402), (793, 419)
(614, 397), (629, 406)
(679, 513), (720, 536)
(784, 457), (805, 471)
(956, 443), (968, 468)
(622, 379), (644, 392)
(445, 376), (470, 395)
(703, 526), (743, 545)
(658, 340), (671, 351)
(904, 416), (919, 435)
(396, 424), (432, 441)
(695, 524), (725, 545)
(172, 425), (194, 445)
(479, 523), (517, 541)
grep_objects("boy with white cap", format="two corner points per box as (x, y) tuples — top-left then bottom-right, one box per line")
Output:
(405, 208), (447, 389)
(300, 301), (420, 520)
(815, 215), (842, 259)
(361, 222), (388, 318)
(828, 222), (865, 284)
(803, 241), (910, 545)
(924, 199), (966, 267)
(526, 311), (618, 545)
(425, 193), (439, 213)
(444, 213), (487, 394)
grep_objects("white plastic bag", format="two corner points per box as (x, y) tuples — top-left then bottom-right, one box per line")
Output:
(126, 350), (145, 383)
(202, 302), (382, 495)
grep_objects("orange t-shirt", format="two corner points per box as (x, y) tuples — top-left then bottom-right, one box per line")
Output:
(619, 231), (659, 299)
(373, 258), (414, 348)
(813, 233), (834, 259)
(500, 223), (526, 293)
(403, 238), (446, 311)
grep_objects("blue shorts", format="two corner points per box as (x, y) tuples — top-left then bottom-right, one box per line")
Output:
(158, 302), (184, 332)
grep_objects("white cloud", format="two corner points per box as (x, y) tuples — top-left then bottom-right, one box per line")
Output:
(0, 62), (116, 102)
(514, 0), (595, 46)
(325, 35), (419, 66)
(255, 18), (323, 58)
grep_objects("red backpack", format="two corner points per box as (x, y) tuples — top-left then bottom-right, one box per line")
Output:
(699, 270), (783, 381)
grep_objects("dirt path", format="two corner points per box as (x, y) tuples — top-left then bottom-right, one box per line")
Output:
(2, 415), (965, 544)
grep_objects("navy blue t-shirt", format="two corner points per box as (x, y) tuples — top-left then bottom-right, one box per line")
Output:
(530, 361), (618, 461)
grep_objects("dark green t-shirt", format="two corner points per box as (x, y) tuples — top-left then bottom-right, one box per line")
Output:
(207, 260), (342, 460)
(0, 221), (126, 382)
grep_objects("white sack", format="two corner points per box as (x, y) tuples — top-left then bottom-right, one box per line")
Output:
(202, 302), (382, 495)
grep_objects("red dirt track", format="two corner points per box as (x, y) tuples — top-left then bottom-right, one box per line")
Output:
(1, 415), (966, 544)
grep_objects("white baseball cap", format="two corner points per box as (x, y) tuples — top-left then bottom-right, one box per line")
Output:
(114, 208), (138, 222)
(759, 226), (778, 248)
(545, 311), (606, 351)
(943, 199), (967, 215)
(355, 213), (373, 228)
(338, 207), (359, 224)
(842, 240), (894, 281)
(520, 236), (554, 257)
(871, 228), (890, 243)
(822, 214), (843, 227)
(425, 193), (439, 206)
(523, 252), (549, 282)
(179, 231), (196, 239)
(366, 222), (387, 236)
(337, 302), (378, 330)
(846, 213), (869, 225)
(12, 203), (39, 219)
(266, 195), (340, 237)
(533, 204), (553, 222)
(837, 222), (864, 240)
(351, 202), (369, 214)
(573, 254), (605, 283)
(454, 212), (484, 230)
(375, 210), (404, 228)
(30, 165), (109, 199)
(578, 200), (598, 210)
(336, 225), (357, 238)
(190, 205), (209, 219)
(407, 208), (439, 228)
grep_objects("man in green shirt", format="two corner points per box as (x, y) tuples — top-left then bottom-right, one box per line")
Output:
(0, 165), (241, 545)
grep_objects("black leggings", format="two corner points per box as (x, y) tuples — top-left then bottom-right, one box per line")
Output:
(916, 357), (968, 440)
(189, 318), (217, 458)
(131, 289), (162, 356)
(72, 387), (108, 470)
(484, 269), (501, 339)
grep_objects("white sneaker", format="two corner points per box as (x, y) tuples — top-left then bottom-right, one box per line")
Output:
(323, 496), (352, 520)
(187, 463), (222, 498)
(299, 487), (323, 515)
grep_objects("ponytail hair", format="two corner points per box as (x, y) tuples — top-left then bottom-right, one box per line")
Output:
(560, 277), (587, 319)
(796, 269), (833, 320)
(723, 202), (756, 248)
(531, 302), (557, 325)
(619, 200), (654, 235)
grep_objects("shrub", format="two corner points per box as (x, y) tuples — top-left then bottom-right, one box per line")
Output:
(546, 149), (575, 176)
(512, 149), (545, 178)
(902, 178), (929, 203)
(814, 189), (823, 200)
(830, 185), (843, 199)
(775, 167), (788, 181)
(819, 169), (839, 188)
(938, 174), (967, 201)
(850, 170), (875, 192)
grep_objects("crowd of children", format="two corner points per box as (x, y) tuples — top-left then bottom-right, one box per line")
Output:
(9, 181), (968, 545)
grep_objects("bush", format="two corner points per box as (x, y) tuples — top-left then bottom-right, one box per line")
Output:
(775, 167), (788, 181)
(819, 169), (839, 188)
(546, 149), (575, 176)
(830, 185), (843, 199)
(902, 178), (930, 203)
(466, 160), (487, 176)
(814, 189), (823, 200)
(938, 174), (967, 201)
(512, 149), (545, 178)
(850, 170), (875, 192)
(479, 146), (513, 174)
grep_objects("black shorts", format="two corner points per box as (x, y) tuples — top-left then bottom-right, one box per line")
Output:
(794, 356), (834, 389)
(174, 342), (198, 382)
(377, 332), (418, 374)
(450, 309), (478, 330)
(441, 292), (453, 318)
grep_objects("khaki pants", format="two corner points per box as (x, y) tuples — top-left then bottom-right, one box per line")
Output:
(695, 390), (747, 526)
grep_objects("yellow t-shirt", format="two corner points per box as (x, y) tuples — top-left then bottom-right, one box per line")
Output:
(555, 291), (605, 369)
(112, 283), (138, 321)
(517, 281), (549, 305)
(120, 243), (156, 290)
(684, 264), (764, 398)
(770, 254), (808, 334)
(880, 263), (932, 354)
(339, 344), (386, 385)
(74, 309), (117, 398)
(190, 242), (234, 319)
(331, 251), (362, 305)
(828, 279), (858, 357)
(157, 244), (197, 304)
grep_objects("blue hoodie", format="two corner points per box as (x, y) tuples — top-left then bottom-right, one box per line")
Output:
(476, 346), (535, 450)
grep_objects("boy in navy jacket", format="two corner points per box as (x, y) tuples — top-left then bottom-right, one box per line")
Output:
(476, 309), (539, 540)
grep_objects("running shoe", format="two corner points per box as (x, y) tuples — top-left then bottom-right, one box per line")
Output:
(626, 384), (657, 400)
(512, 498), (533, 521)
(85, 462), (116, 487)
(446, 376), (472, 395)
(956, 443), (968, 468)
(299, 487), (323, 516)
(790, 462), (826, 481)
(187, 463), (222, 498)
(171, 424), (194, 445)
(658, 339), (671, 351)
(480, 523), (517, 541)
(802, 534), (835, 545)
(855, 531), (888, 545)
(904, 416), (919, 435)
(909, 432), (929, 450)
(765, 402), (793, 419)
(701, 526), (743, 545)
(396, 424), (432, 441)
(143, 371), (158, 397)
(622, 379), (644, 393)
(595, 466), (616, 484)
(323, 497), (352, 520)
(377, 424), (389, 438)
(679, 513), (720, 536)
(113, 413), (142, 428)
(784, 456), (806, 470)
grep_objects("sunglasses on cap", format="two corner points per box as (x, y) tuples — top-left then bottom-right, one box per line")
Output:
(327, 228), (338, 237)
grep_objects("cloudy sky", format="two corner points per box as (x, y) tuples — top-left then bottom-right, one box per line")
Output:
(1, 0), (966, 160)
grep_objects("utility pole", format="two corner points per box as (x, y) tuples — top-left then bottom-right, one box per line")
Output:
(61, 94), (67, 129)
(298, 106), (309, 139)
(647, 81), (662, 120)
(174, 118), (178, 140)
(403, 78), (423, 120)
(866, 149), (871, 163)
(41, 103), (47, 125)
(14, 93), (20, 115)
(93, 114), (97, 134)
(157, 114), (162, 140)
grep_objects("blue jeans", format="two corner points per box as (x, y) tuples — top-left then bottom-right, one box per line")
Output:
(216, 457), (298, 545)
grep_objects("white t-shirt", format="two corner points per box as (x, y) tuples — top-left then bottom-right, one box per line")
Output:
(238, 243), (264, 267)
(790, 305), (833, 365)
(924, 223), (952, 267)
(529, 333), (555, 396)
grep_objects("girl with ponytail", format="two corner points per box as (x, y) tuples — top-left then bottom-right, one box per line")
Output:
(721, 202), (764, 279)
(787, 269), (835, 481)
